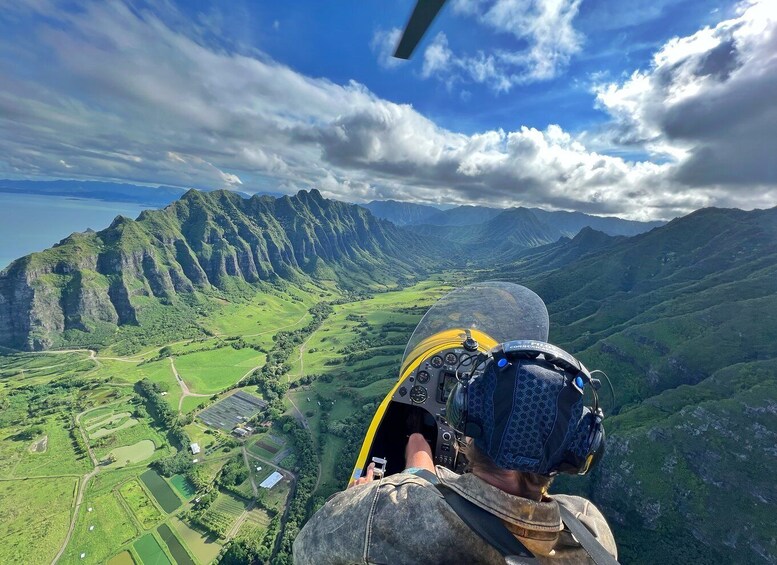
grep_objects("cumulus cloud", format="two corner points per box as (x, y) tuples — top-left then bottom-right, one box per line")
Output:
(594, 0), (777, 195)
(371, 27), (406, 69)
(421, 0), (584, 91)
(0, 0), (774, 220)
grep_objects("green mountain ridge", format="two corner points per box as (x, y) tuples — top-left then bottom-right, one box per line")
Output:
(492, 206), (777, 563)
(0, 189), (447, 351)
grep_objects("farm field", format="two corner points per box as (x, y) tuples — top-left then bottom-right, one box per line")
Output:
(170, 474), (196, 500)
(119, 479), (164, 529)
(157, 523), (196, 565)
(107, 551), (136, 565)
(173, 347), (265, 394)
(171, 517), (223, 564)
(0, 278), (456, 564)
(0, 477), (77, 565)
(246, 433), (284, 460)
(133, 533), (172, 565)
(211, 490), (248, 521)
(140, 469), (182, 513)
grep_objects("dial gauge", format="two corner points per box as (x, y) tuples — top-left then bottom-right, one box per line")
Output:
(430, 355), (444, 368)
(409, 386), (428, 403)
(417, 370), (430, 383)
(444, 352), (458, 366)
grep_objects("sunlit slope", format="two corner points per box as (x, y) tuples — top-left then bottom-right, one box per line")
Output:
(495, 206), (777, 564)
(0, 189), (447, 351)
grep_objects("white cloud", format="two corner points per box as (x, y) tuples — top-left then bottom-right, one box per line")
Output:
(0, 0), (774, 220)
(370, 27), (406, 69)
(426, 0), (583, 91)
(421, 32), (453, 78)
(594, 0), (777, 194)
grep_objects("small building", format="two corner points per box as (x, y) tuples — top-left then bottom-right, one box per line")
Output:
(259, 471), (284, 490)
(244, 426), (254, 432)
(232, 427), (249, 438)
(190, 442), (201, 455)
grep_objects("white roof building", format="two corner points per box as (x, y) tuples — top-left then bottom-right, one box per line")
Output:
(259, 471), (284, 489)
(190, 442), (201, 455)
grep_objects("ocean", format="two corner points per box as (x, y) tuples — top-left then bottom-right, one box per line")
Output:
(0, 192), (150, 270)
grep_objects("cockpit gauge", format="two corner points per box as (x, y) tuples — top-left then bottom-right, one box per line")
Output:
(417, 370), (430, 383)
(430, 355), (444, 368)
(409, 385), (428, 403)
(444, 352), (458, 366)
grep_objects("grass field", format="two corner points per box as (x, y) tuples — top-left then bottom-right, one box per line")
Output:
(133, 533), (172, 565)
(0, 477), (77, 565)
(107, 550), (136, 565)
(173, 348), (265, 395)
(181, 395), (208, 414)
(171, 517), (223, 564)
(62, 489), (138, 565)
(119, 479), (164, 529)
(0, 416), (92, 479)
(203, 289), (316, 347)
(107, 439), (157, 468)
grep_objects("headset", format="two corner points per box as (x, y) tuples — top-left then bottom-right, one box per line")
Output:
(446, 339), (606, 476)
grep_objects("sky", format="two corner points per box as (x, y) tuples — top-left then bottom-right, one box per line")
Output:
(0, 0), (775, 220)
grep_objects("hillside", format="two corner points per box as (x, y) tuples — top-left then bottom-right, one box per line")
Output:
(0, 189), (445, 351)
(492, 206), (777, 563)
(410, 206), (663, 259)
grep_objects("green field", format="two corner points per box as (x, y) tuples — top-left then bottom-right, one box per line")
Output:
(203, 290), (315, 347)
(211, 490), (248, 521)
(157, 523), (196, 565)
(169, 474), (196, 500)
(0, 280), (451, 565)
(173, 347), (265, 394)
(133, 533), (172, 565)
(0, 416), (92, 479)
(171, 517), (223, 564)
(180, 395), (208, 414)
(107, 550), (136, 565)
(246, 434), (284, 460)
(62, 489), (138, 565)
(119, 479), (164, 529)
(107, 440), (157, 468)
(140, 469), (181, 513)
(0, 477), (77, 565)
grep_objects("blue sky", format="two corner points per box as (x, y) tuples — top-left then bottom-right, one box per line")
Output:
(0, 0), (775, 220)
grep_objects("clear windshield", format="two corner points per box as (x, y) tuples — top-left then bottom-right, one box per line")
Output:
(402, 281), (549, 367)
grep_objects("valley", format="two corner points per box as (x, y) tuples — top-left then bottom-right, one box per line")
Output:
(0, 191), (775, 564)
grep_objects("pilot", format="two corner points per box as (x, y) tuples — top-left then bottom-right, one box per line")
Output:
(293, 357), (618, 564)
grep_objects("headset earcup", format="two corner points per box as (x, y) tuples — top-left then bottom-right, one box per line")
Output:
(445, 380), (467, 432)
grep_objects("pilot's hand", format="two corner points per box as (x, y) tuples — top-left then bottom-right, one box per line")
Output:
(349, 462), (375, 488)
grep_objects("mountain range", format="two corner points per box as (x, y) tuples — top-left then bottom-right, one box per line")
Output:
(362, 199), (665, 236)
(0, 189), (443, 351)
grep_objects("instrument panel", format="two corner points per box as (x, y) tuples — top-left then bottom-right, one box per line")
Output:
(392, 347), (478, 470)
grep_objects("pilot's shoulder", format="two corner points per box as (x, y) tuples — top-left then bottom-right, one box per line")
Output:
(552, 494), (618, 560)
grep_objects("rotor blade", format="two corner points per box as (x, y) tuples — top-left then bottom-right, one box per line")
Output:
(393, 0), (447, 60)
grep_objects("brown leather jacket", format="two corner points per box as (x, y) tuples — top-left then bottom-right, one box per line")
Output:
(293, 466), (617, 564)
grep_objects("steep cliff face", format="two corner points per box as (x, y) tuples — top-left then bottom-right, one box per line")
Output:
(0, 189), (440, 350)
